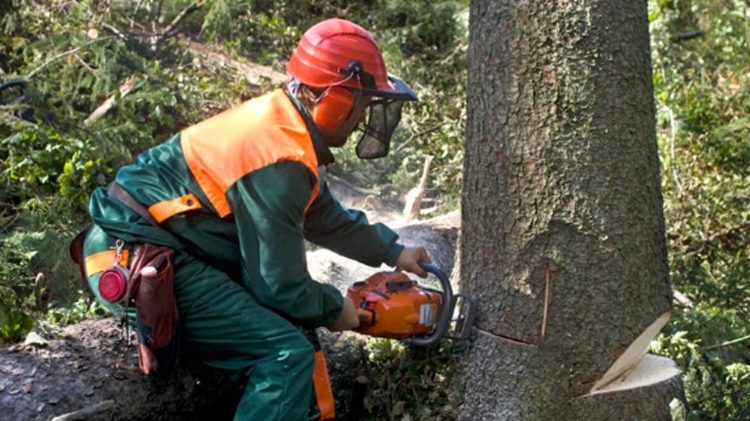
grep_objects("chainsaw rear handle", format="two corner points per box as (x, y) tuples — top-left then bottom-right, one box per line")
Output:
(404, 262), (454, 347)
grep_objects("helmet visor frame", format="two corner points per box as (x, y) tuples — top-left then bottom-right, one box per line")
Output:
(358, 74), (418, 101)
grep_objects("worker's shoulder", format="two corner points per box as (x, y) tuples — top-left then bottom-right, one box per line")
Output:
(237, 160), (316, 193)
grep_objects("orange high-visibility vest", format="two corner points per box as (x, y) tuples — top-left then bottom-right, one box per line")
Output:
(177, 90), (320, 219)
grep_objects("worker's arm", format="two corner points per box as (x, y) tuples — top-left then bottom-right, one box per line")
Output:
(303, 178), (404, 267)
(226, 162), (343, 328)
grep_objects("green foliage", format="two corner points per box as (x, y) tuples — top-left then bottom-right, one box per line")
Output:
(202, 0), (300, 65)
(363, 338), (461, 420)
(0, 231), (42, 343)
(46, 291), (107, 326)
(0, 295), (34, 345)
(1, 125), (110, 207)
(0, 1), (258, 209)
(650, 0), (750, 418)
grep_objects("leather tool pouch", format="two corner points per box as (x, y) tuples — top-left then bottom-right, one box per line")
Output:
(69, 183), (181, 376)
(127, 243), (180, 375)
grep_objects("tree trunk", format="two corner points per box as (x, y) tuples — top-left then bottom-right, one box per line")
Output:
(454, 1), (682, 419)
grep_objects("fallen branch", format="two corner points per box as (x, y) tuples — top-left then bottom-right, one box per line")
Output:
(73, 54), (96, 75)
(83, 75), (139, 126)
(394, 125), (442, 154)
(0, 204), (20, 231)
(101, 2), (206, 47)
(130, 0), (146, 25)
(705, 334), (750, 351)
(27, 37), (112, 79)
(101, 22), (127, 40)
(152, 1), (206, 47)
(51, 400), (114, 421)
(657, 100), (683, 197)
(161, 1), (206, 38)
(402, 155), (433, 223)
(185, 39), (286, 86)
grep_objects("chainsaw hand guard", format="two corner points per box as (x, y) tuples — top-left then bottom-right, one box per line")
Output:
(403, 263), (453, 346)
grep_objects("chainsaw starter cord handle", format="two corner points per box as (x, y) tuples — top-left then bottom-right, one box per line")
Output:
(404, 263), (454, 346)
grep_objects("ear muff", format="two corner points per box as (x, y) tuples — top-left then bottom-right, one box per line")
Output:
(312, 87), (355, 131)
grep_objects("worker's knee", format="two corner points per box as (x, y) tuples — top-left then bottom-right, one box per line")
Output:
(282, 331), (315, 369)
(247, 329), (315, 382)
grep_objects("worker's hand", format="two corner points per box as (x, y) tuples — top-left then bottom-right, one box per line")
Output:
(396, 246), (432, 278)
(327, 297), (360, 332)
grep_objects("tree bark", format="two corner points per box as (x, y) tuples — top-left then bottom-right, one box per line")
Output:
(454, 0), (681, 418)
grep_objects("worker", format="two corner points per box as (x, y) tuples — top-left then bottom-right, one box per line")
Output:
(77, 18), (431, 420)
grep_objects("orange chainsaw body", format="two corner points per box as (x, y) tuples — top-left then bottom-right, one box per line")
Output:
(347, 271), (442, 339)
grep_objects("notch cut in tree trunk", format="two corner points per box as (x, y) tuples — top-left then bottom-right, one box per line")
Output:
(588, 310), (672, 394)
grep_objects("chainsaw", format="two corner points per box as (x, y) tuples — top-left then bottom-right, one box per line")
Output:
(346, 263), (476, 346)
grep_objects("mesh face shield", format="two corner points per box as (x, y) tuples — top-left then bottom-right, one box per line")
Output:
(355, 75), (417, 159)
(355, 98), (405, 159)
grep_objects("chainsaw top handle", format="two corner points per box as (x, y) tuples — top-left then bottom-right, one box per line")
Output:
(404, 262), (454, 347)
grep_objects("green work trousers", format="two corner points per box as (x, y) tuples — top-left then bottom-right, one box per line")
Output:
(84, 225), (314, 420)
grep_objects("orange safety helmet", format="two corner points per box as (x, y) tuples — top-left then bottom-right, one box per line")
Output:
(288, 18), (418, 159)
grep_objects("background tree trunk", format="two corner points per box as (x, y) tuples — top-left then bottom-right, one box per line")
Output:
(454, 1), (682, 418)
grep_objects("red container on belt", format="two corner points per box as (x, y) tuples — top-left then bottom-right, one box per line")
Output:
(98, 267), (128, 304)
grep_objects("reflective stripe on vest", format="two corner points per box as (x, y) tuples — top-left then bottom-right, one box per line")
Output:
(180, 90), (320, 218)
(84, 249), (129, 276)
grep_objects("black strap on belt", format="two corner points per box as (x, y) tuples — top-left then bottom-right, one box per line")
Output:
(107, 183), (159, 226)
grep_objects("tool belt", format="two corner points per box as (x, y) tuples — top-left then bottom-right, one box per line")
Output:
(69, 183), (181, 375)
